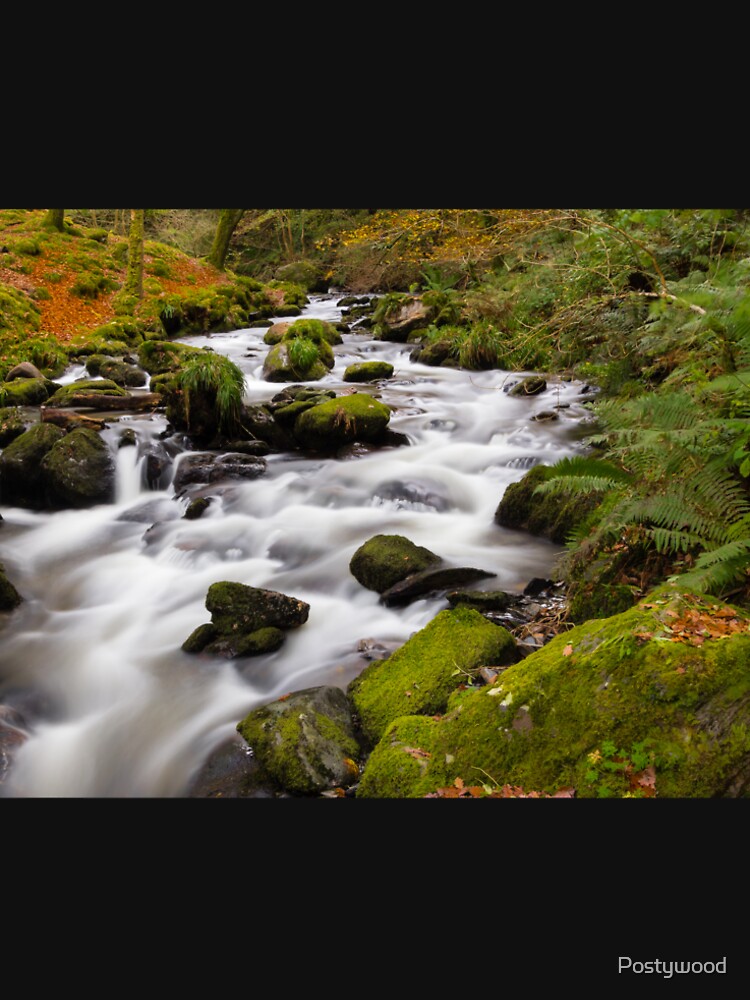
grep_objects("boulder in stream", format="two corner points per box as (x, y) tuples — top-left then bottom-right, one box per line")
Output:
(41, 427), (116, 508)
(236, 686), (360, 795)
(293, 393), (392, 452)
(182, 581), (310, 659)
(349, 533), (441, 593)
(343, 361), (394, 383)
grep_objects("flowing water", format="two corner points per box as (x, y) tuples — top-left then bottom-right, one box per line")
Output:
(0, 297), (593, 797)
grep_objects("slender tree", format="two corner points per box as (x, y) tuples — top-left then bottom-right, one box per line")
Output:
(43, 209), (65, 231)
(126, 209), (145, 299)
(209, 209), (245, 270)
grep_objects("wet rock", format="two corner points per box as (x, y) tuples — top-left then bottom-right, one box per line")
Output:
(348, 606), (519, 744)
(118, 428), (137, 448)
(0, 707), (28, 788)
(5, 361), (44, 381)
(240, 404), (296, 452)
(509, 376), (547, 397)
(294, 393), (392, 452)
(183, 581), (310, 659)
(374, 295), (436, 342)
(172, 453), (267, 492)
(350, 533), (441, 593)
(183, 497), (213, 520)
(495, 464), (603, 545)
(220, 440), (271, 457)
(523, 578), (555, 597)
(0, 562), (22, 610)
(0, 407), (28, 447)
(186, 733), (277, 798)
(262, 342), (329, 383)
(0, 423), (65, 507)
(343, 361), (394, 383)
(85, 355), (146, 388)
(142, 447), (173, 490)
(410, 340), (455, 366)
(372, 479), (450, 511)
(0, 377), (53, 406)
(531, 410), (559, 422)
(380, 566), (495, 606)
(117, 498), (180, 524)
(46, 379), (130, 407)
(263, 322), (291, 345)
(237, 686), (360, 795)
(41, 428), (115, 508)
(446, 590), (515, 612)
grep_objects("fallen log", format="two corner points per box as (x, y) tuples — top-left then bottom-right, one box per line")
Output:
(45, 392), (163, 412)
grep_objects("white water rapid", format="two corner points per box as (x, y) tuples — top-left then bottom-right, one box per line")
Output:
(0, 296), (592, 796)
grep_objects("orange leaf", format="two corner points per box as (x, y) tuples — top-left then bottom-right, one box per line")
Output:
(454, 777), (465, 790)
(562, 644), (573, 657)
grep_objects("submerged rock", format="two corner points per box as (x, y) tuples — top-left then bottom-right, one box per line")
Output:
(380, 566), (495, 606)
(172, 453), (267, 492)
(237, 686), (360, 795)
(356, 586), (750, 798)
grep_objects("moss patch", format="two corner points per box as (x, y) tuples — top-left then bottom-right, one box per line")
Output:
(349, 533), (441, 593)
(293, 392), (391, 451)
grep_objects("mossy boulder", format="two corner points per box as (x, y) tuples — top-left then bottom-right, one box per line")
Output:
(373, 294), (436, 342)
(46, 379), (129, 407)
(137, 340), (205, 376)
(348, 606), (519, 744)
(41, 428), (115, 508)
(172, 453), (267, 492)
(0, 563), (22, 610)
(343, 362), (394, 383)
(237, 686), (360, 795)
(293, 393), (391, 451)
(263, 322), (291, 346)
(84, 355), (145, 388)
(494, 464), (602, 545)
(357, 586), (750, 798)
(0, 407), (28, 447)
(0, 423), (65, 507)
(274, 260), (328, 293)
(5, 361), (44, 381)
(0, 377), (53, 407)
(409, 340), (456, 367)
(183, 581), (310, 659)
(286, 318), (342, 347)
(349, 533), (441, 593)
(262, 342), (329, 383)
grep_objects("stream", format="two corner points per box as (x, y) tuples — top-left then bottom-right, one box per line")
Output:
(0, 296), (593, 797)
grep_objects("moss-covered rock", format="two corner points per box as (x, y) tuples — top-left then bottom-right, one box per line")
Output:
(183, 581), (310, 659)
(495, 464), (602, 545)
(5, 361), (44, 381)
(0, 407), (28, 447)
(348, 606), (518, 744)
(262, 342), (329, 383)
(349, 533), (441, 593)
(274, 260), (328, 293)
(0, 562), (22, 610)
(263, 322), (291, 345)
(237, 686), (360, 795)
(137, 340), (205, 376)
(343, 362), (394, 383)
(409, 340), (457, 367)
(293, 393), (391, 452)
(41, 428), (115, 508)
(46, 379), (129, 407)
(286, 317), (342, 347)
(372, 294), (437, 342)
(0, 423), (65, 507)
(0, 377), (53, 407)
(509, 376), (547, 397)
(84, 355), (145, 388)
(357, 586), (750, 798)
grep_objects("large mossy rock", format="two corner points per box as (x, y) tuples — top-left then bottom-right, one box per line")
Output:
(495, 464), (601, 545)
(357, 587), (750, 798)
(41, 428), (115, 507)
(46, 379), (129, 407)
(137, 340), (205, 375)
(348, 606), (519, 744)
(237, 686), (360, 795)
(0, 423), (65, 507)
(294, 393), (391, 451)
(0, 377), (54, 407)
(84, 355), (145, 388)
(349, 533), (441, 593)
(262, 342), (329, 383)
(182, 581), (309, 659)
(0, 407), (28, 447)
(373, 294), (436, 342)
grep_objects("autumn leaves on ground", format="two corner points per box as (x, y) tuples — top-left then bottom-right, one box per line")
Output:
(0, 208), (228, 358)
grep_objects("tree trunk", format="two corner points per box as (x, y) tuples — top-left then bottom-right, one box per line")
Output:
(126, 209), (145, 299)
(44, 392), (162, 412)
(43, 209), (65, 231)
(209, 209), (245, 270)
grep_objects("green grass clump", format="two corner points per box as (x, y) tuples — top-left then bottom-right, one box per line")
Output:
(177, 352), (246, 434)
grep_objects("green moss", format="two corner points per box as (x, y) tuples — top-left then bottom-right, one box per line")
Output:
(0, 407), (27, 446)
(348, 606), (518, 744)
(137, 340), (205, 375)
(343, 362), (394, 382)
(0, 377), (52, 407)
(0, 423), (65, 507)
(41, 428), (115, 507)
(262, 342), (329, 383)
(286, 317), (342, 346)
(293, 392), (391, 451)
(358, 587), (750, 797)
(181, 623), (218, 653)
(47, 379), (129, 405)
(70, 273), (119, 299)
(495, 464), (603, 545)
(349, 533), (441, 593)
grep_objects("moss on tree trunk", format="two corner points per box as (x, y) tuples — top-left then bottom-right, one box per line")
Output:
(126, 209), (145, 298)
(43, 209), (65, 231)
(208, 209), (245, 270)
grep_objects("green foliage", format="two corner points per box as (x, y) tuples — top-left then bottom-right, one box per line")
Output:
(70, 273), (119, 299)
(287, 336), (320, 376)
(176, 352), (245, 434)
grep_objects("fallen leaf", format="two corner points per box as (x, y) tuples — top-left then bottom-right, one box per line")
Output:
(562, 644), (573, 657)
(403, 746), (431, 760)
(676, 666), (686, 674)
(454, 777), (465, 790)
